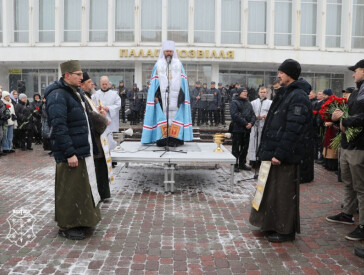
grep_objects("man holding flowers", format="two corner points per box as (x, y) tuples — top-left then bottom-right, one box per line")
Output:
(326, 60), (364, 247)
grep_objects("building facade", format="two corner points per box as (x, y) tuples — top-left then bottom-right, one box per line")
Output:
(0, 0), (363, 98)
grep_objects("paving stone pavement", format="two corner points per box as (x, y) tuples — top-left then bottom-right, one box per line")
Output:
(0, 144), (363, 274)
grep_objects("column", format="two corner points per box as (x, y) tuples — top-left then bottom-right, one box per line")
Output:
(81, 0), (89, 45)
(293, 0), (301, 49)
(318, 0), (326, 50)
(342, 0), (353, 51)
(267, 0), (274, 48)
(134, 0), (140, 44)
(162, 0), (167, 41)
(216, 0), (221, 46)
(189, 0), (194, 44)
(55, 0), (61, 45)
(242, 0), (248, 46)
(29, 0), (35, 45)
(108, 0), (115, 46)
(135, 62), (143, 88)
(2, 0), (11, 45)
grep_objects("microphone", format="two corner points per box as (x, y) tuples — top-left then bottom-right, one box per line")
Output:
(166, 56), (171, 64)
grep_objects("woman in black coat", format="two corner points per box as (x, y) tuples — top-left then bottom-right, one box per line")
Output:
(230, 87), (256, 172)
(15, 94), (35, 150)
(31, 93), (43, 144)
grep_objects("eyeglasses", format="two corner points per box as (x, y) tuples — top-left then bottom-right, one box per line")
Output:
(69, 72), (83, 77)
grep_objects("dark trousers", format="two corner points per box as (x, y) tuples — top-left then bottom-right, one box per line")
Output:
(131, 110), (139, 125)
(208, 110), (219, 125)
(219, 108), (225, 125)
(33, 120), (42, 144)
(202, 109), (208, 124)
(19, 129), (33, 149)
(43, 138), (52, 151)
(195, 109), (203, 125)
(12, 129), (21, 148)
(120, 105), (126, 122)
(94, 157), (111, 200)
(192, 108), (197, 125)
(232, 132), (250, 167)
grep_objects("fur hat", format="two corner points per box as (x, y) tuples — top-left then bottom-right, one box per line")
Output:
(60, 60), (81, 75)
(81, 72), (91, 83)
(323, 88), (333, 96)
(18, 93), (27, 100)
(278, 59), (301, 80)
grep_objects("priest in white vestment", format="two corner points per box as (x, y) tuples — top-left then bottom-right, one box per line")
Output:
(248, 86), (272, 167)
(92, 76), (121, 150)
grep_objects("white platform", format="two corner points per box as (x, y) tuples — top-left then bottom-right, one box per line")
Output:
(111, 142), (236, 192)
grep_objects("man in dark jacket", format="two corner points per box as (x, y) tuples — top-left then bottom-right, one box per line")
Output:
(200, 83), (209, 125)
(127, 83), (142, 125)
(230, 87), (256, 172)
(31, 93), (42, 144)
(190, 81), (202, 126)
(45, 60), (101, 240)
(207, 81), (221, 126)
(218, 83), (227, 125)
(249, 59), (312, 242)
(327, 59), (364, 248)
(118, 80), (127, 123)
(15, 94), (35, 151)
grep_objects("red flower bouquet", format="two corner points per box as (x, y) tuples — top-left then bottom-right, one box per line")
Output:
(319, 95), (362, 149)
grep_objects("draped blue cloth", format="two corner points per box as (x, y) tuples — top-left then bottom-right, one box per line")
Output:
(141, 64), (193, 144)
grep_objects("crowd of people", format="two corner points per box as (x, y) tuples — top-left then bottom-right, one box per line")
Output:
(0, 42), (363, 258)
(0, 89), (48, 156)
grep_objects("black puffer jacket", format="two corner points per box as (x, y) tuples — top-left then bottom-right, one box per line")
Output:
(259, 78), (312, 164)
(44, 78), (98, 163)
(230, 97), (256, 133)
(341, 80), (364, 150)
(15, 100), (34, 130)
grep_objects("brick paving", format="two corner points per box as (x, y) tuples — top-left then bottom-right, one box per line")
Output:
(0, 144), (363, 274)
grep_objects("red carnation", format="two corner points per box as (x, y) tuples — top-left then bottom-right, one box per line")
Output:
(312, 110), (318, 115)
(5, 104), (11, 109)
(35, 106), (40, 111)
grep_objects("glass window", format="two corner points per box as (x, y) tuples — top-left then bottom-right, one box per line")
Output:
(194, 0), (215, 43)
(274, 0), (292, 46)
(300, 0), (317, 47)
(115, 0), (134, 42)
(248, 0), (267, 45)
(39, 0), (55, 42)
(141, 0), (162, 42)
(0, 0), (2, 42)
(326, 0), (341, 48)
(64, 0), (81, 42)
(221, 0), (241, 44)
(14, 0), (29, 43)
(167, 0), (188, 43)
(89, 0), (108, 42)
(352, 0), (364, 48)
(184, 64), (211, 86)
(142, 64), (156, 86)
